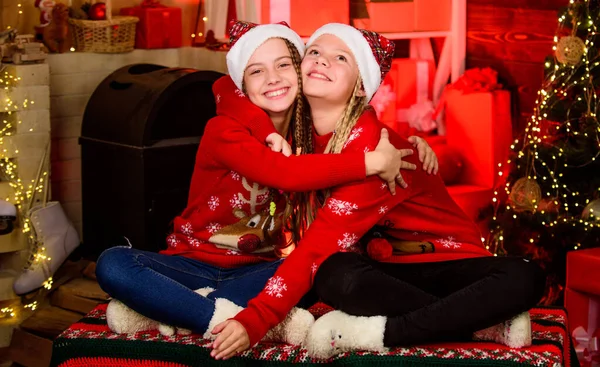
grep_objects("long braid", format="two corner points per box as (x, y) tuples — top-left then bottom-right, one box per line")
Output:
(325, 77), (366, 154)
(314, 77), (367, 205)
(280, 39), (315, 251)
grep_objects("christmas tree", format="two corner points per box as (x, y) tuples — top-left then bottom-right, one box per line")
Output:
(485, 0), (600, 305)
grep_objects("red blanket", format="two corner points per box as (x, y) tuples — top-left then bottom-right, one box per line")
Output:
(52, 303), (574, 367)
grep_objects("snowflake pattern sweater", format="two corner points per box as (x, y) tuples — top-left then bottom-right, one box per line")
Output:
(159, 76), (368, 268)
(233, 109), (492, 346)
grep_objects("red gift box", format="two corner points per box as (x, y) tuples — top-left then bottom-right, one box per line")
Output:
(566, 247), (600, 367)
(370, 63), (398, 126)
(370, 58), (436, 134)
(120, 0), (182, 49)
(414, 0), (451, 31)
(366, 0), (414, 33)
(394, 59), (435, 123)
(443, 89), (512, 189)
(436, 68), (511, 189)
(258, 0), (349, 36)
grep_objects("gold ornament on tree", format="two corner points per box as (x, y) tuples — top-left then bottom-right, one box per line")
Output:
(582, 199), (600, 221)
(537, 197), (560, 213)
(509, 177), (542, 212)
(556, 36), (585, 65)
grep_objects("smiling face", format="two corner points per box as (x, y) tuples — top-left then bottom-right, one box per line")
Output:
(301, 34), (364, 106)
(242, 38), (299, 117)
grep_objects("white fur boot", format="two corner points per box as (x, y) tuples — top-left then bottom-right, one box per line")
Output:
(106, 299), (158, 334)
(305, 310), (387, 359)
(202, 299), (314, 346)
(473, 311), (532, 348)
(203, 298), (244, 340)
(107, 287), (215, 335)
(264, 307), (315, 345)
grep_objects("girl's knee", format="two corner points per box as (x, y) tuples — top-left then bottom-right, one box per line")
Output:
(499, 257), (546, 305)
(96, 247), (136, 294)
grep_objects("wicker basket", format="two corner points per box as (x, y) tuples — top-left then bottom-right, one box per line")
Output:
(69, 15), (139, 53)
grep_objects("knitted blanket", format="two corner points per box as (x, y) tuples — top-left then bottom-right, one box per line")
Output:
(52, 303), (575, 367)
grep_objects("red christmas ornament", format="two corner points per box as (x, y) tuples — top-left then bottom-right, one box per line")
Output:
(88, 2), (106, 20)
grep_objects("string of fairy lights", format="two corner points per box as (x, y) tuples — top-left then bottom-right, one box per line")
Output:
(0, 67), (51, 318)
(487, 0), (600, 256)
(191, 16), (208, 41)
(0, 0), (211, 321)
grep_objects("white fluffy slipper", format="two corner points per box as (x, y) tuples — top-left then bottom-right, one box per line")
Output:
(264, 307), (315, 345)
(203, 298), (244, 340)
(194, 286), (215, 297)
(304, 310), (386, 359)
(108, 287), (216, 336)
(474, 311), (532, 348)
(106, 299), (158, 334)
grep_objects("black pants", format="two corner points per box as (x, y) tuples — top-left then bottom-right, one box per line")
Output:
(313, 252), (545, 347)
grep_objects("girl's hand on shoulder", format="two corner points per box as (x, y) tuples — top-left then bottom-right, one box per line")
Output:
(408, 136), (439, 175)
(266, 133), (292, 157)
(210, 320), (250, 360)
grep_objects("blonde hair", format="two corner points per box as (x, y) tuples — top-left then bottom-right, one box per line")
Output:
(324, 77), (367, 154)
(302, 77), (368, 227)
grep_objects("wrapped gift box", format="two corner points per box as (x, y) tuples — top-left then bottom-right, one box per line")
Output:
(257, 0), (349, 36)
(370, 62), (399, 126)
(120, 2), (182, 49)
(366, 0), (414, 33)
(566, 247), (600, 367)
(414, 0), (451, 31)
(371, 58), (435, 134)
(394, 59), (435, 122)
(444, 89), (512, 189)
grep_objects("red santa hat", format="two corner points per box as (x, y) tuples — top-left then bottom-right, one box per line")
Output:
(226, 20), (305, 91)
(306, 23), (395, 103)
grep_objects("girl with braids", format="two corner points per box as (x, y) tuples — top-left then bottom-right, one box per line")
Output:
(96, 21), (434, 347)
(210, 24), (545, 360)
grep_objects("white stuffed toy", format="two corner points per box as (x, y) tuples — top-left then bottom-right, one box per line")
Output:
(304, 310), (532, 359)
(106, 287), (315, 345)
(304, 310), (387, 359)
(473, 311), (532, 348)
(106, 287), (214, 336)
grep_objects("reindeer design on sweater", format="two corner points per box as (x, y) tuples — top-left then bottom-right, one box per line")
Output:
(209, 177), (283, 253)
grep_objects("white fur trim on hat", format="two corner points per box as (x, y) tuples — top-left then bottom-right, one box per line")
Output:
(226, 24), (305, 91)
(306, 23), (381, 103)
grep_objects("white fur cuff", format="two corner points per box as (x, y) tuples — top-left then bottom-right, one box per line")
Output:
(203, 298), (244, 339)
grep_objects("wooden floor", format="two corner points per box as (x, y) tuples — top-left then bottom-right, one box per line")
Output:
(0, 261), (108, 367)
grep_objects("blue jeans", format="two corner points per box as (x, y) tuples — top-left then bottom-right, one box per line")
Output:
(96, 246), (283, 334)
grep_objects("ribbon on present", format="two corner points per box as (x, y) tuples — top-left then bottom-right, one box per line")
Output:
(370, 82), (395, 121)
(573, 297), (600, 366)
(405, 101), (437, 133)
(573, 327), (600, 365)
(448, 67), (503, 94)
(396, 60), (436, 132)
